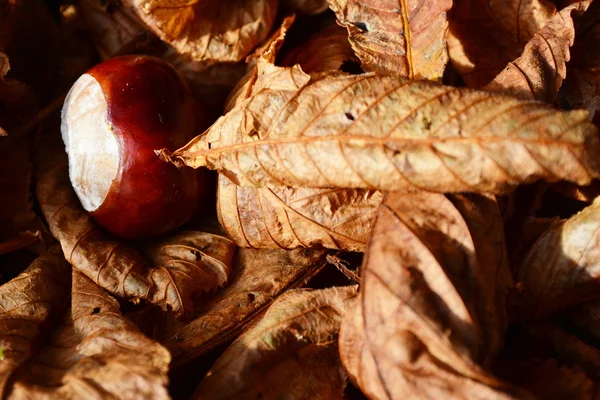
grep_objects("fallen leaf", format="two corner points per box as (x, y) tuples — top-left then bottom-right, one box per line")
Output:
(447, 0), (556, 88)
(163, 70), (600, 194)
(217, 174), (381, 251)
(165, 247), (327, 366)
(485, 1), (591, 102)
(282, 22), (359, 74)
(339, 191), (519, 399)
(193, 285), (357, 400)
(36, 129), (236, 319)
(510, 197), (600, 321)
(123, 0), (278, 64)
(550, 180), (600, 203)
(6, 269), (171, 399)
(328, 0), (452, 79)
(281, 0), (329, 16)
(0, 247), (70, 397)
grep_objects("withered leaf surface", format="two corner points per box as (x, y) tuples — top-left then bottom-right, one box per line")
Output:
(510, 197), (600, 321)
(123, 0), (278, 63)
(281, 0), (329, 16)
(217, 174), (381, 251)
(165, 70), (600, 194)
(485, 1), (591, 102)
(448, 0), (556, 88)
(0, 248), (70, 397)
(339, 191), (520, 399)
(194, 286), (357, 400)
(7, 270), (170, 399)
(328, 0), (452, 79)
(36, 130), (236, 318)
(165, 247), (327, 366)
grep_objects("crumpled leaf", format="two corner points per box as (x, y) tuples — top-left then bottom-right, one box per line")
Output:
(281, 0), (329, 16)
(0, 247), (70, 397)
(123, 0), (278, 64)
(510, 197), (600, 321)
(163, 69), (600, 194)
(165, 247), (327, 366)
(218, 174), (381, 251)
(194, 285), (357, 400)
(485, 1), (591, 102)
(328, 0), (452, 79)
(447, 0), (557, 88)
(282, 22), (359, 74)
(339, 191), (519, 399)
(36, 129), (236, 319)
(6, 269), (170, 399)
(561, 0), (600, 120)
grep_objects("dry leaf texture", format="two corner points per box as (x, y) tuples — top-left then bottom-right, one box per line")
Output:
(328, 0), (452, 79)
(339, 191), (520, 399)
(217, 174), (381, 251)
(447, 0), (556, 87)
(124, 0), (278, 63)
(0, 248), (70, 397)
(194, 285), (357, 400)
(165, 70), (600, 194)
(7, 270), (170, 399)
(36, 131), (236, 318)
(485, 1), (591, 102)
(281, 0), (329, 16)
(511, 197), (600, 321)
(165, 247), (327, 365)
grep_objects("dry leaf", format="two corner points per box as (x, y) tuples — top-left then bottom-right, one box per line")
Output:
(510, 197), (600, 321)
(328, 0), (452, 79)
(339, 191), (519, 399)
(123, 0), (278, 64)
(447, 0), (556, 88)
(551, 180), (600, 203)
(194, 285), (357, 400)
(0, 247), (70, 397)
(7, 269), (170, 399)
(165, 247), (327, 366)
(163, 70), (600, 194)
(217, 174), (381, 251)
(566, 300), (600, 343)
(282, 22), (359, 74)
(36, 129), (236, 318)
(281, 0), (329, 16)
(485, 1), (591, 102)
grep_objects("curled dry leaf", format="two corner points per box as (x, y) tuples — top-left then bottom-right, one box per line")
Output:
(194, 285), (357, 400)
(340, 191), (519, 399)
(447, 0), (556, 88)
(0, 247), (70, 397)
(218, 167), (381, 251)
(510, 197), (600, 321)
(328, 0), (452, 79)
(36, 130), (236, 318)
(164, 69), (600, 194)
(123, 0), (278, 64)
(165, 247), (327, 366)
(485, 1), (591, 102)
(282, 22), (359, 74)
(7, 270), (170, 399)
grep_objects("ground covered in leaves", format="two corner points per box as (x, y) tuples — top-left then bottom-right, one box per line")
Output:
(3, 0), (600, 399)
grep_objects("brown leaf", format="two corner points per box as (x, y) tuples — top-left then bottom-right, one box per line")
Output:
(164, 70), (600, 194)
(339, 191), (520, 399)
(328, 0), (452, 79)
(447, 0), (557, 88)
(0, 247), (70, 397)
(123, 0), (278, 64)
(510, 197), (600, 321)
(566, 300), (600, 343)
(36, 129), (236, 318)
(193, 285), (357, 400)
(282, 22), (359, 74)
(485, 1), (591, 102)
(165, 247), (327, 366)
(217, 174), (381, 251)
(551, 180), (600, 203)
(281, 0), (329, 16)
(6, 270), (170, 399)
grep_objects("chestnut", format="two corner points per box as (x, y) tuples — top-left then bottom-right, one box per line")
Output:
(61, 55), (206, 239)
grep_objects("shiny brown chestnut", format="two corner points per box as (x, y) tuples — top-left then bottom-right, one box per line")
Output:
(61, 55), (205, 239)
